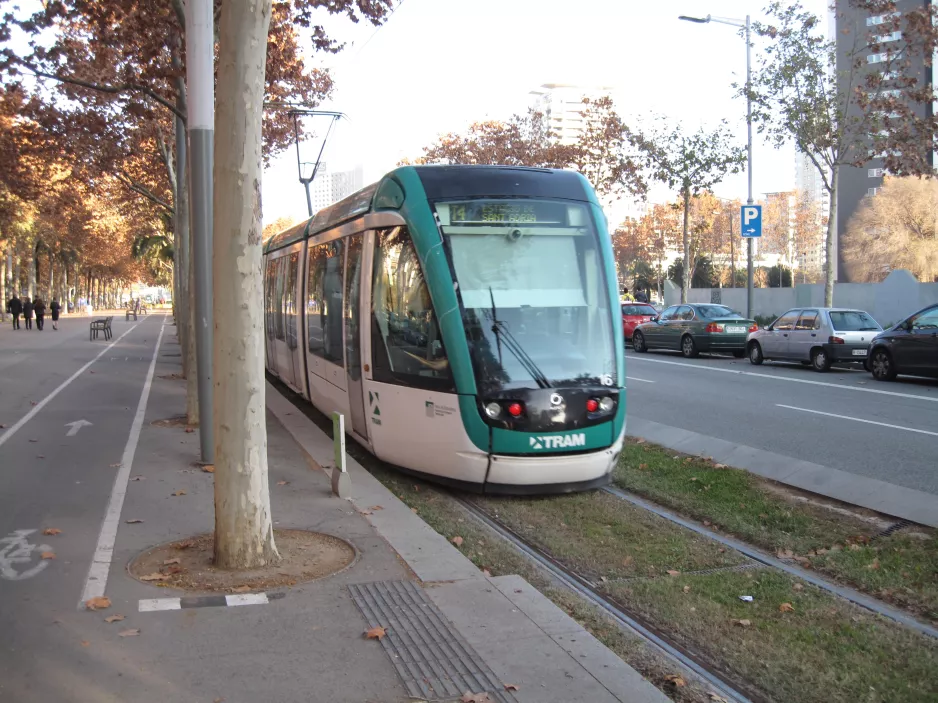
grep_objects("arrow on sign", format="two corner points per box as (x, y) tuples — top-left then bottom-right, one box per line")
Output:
(745, 228), (756, 234)
(65, 420), (92, 437)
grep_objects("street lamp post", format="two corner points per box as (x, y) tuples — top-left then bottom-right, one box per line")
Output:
(679, 13), (754, 318)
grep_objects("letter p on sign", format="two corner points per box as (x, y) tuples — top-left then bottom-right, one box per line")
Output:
(740, 205), (762, 238)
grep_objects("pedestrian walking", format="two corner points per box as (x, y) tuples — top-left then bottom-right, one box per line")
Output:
(33, 297), (46, 331)
(50, 298), (61, 330)
(6, 293), (22, 330)
(23, 297), (34, 330)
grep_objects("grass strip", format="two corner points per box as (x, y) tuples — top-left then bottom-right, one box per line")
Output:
(615, 439), (938, 623)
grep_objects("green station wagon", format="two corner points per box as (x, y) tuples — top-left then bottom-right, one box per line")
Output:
(631, 304), (756, 358)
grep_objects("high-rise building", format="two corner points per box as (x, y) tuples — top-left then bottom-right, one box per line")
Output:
(310, 163), (364, 214)
(834, 1), (934, 280)
(528, 83), (614, 145)
(793, 151), (830, 277)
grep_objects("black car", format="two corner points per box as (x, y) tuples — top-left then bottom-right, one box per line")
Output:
(867, 303), (938, 381)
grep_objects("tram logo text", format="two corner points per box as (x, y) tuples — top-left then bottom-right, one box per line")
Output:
(529, 433), (586, 450)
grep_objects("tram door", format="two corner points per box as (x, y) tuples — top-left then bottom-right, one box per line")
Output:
(344, 233), (369, 441)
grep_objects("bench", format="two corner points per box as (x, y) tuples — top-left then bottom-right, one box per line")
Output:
(90, 316), (113, 341)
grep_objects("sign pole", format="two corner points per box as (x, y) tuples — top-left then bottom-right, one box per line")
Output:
(331, 412), (351, 498)
(745, 14), (754, 319)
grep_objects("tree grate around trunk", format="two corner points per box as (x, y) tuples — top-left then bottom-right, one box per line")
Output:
(349, 580), (517, 703)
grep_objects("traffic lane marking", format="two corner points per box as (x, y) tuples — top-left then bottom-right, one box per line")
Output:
(138, 592), (283, 612)
(625, 376), (655, 383)
(776, 404), (938, 438)
(627, 354), (938, 403)
(0, 319), (153, 450)
(80, 319), (166, 607)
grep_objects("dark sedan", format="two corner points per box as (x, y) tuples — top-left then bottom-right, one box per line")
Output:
(632, 304), (757, 358)
(867, 303), (938, 381)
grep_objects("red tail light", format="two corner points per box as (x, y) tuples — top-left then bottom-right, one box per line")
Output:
(507, 402), (524, 417)
(705, 323), (724, 333)
(829, 336), (845, 344)
(586, 398), (599, 413)
(749, 323), (758, 333)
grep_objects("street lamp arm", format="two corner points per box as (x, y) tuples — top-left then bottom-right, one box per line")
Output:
(678, 14), (710, 23)
(708, 15), (746, 28)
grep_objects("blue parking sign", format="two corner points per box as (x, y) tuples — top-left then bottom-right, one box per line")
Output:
(740, 205), (762, 238)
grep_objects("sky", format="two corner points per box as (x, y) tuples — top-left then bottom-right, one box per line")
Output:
(262, 0), (830, 225)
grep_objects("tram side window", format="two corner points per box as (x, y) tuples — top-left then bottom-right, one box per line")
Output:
(306, 239), (345, 365)
(265, 259), (277, 340)
(371, 226), (454, 391)
(274, 257), (286, 341)
(285, 252), (299, 350)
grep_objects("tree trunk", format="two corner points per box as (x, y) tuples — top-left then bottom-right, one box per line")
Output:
(181, 130), (199, 425)
(48, 251), (54, 301)
(28, 242), (37, 298)
(824, 167), (838, 307)
(681, 188), (691, 303)
(212, 0), (279, 570)
(0, 245), (6, 323)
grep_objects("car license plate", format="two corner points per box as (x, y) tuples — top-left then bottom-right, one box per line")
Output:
(852, 349), (867, 356)
(726, 326), (746, 334)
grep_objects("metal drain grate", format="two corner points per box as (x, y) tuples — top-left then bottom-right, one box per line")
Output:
(874, 519), (913, 540)
(348, 580), (516, 703)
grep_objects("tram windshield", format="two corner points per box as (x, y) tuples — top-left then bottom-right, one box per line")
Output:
(434, 198), (617, 393)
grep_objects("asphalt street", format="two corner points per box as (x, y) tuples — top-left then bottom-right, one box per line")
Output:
(624, 347), (938, 496)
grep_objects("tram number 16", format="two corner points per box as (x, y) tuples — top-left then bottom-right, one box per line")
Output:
(600, 374), (613, 387)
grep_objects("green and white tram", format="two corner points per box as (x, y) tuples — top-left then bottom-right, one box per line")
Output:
(263, 165), (625, 493)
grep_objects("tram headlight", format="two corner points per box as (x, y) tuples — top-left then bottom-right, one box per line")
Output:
(484, 402), (502, 419)
(599, 397), (615, 413)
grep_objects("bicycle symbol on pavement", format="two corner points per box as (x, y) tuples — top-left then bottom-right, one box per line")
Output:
(0, 530), (53, 581)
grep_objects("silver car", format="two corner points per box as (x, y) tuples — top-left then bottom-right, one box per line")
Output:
(746, 307), (883, 372)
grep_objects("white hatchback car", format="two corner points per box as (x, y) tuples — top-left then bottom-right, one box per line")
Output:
(746, 307), (883, 372)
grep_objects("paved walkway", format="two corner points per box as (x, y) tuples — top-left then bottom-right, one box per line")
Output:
(0, 314), (665, 703)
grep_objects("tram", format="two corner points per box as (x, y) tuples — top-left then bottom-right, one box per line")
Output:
(263, 165), (625, 493)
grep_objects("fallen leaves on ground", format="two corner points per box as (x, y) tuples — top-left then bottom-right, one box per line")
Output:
(171, 490), (187, 496)
(776, 548), (794, 559)
(140, 573), (170, 582)
(201, 465), (215, 473)
(364, 625), (387, 640)
(85, 596), (111, 611)
(683, 585), (691, 593)
(482, 569), (492, 577)
(666, 569), (680, 576)
(213, 698), (225, 703)
(130, 476), (145, 481)
(779, 602), (795, 613)
(503, 684), (519, 691)
(410, 507), (418, 513)
(451, 536), (464, 547)
(867, 559), (881, 570)
(733, 619), (752, 627)
(163, 558), (181, 566)
(635, 438), (646, 444)
(80, 640), (90, 647)
(28, 438), (38, 443)
(43, 528), (62, 536)
(709, 694), (729, 702)
(118, 628), (140, 637)
(175, 540), (194, 550)
(232, 585), (251, 593)
(369, 505), (383, 511)
(41, 551), (56, 560)
(104, 614), (125, 623)
(460, 693), (493, 703)
(622, 555), (633, 566)
(664, 674), (686, 687)
(276, 481), (288, 486)
(37, 455), (45, 459)
(110, 463), (122, 468)
(793, 583), (804, 592)
(184, 427), (194, 433)
(125, 519), (143, 524)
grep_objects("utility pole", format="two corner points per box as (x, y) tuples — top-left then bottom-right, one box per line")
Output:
(187, 0), (214, 464)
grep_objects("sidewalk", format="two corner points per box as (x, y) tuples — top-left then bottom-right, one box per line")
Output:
(56, 326), (665, 703)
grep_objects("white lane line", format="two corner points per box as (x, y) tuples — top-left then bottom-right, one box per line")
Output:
(629, 355), (938, 403)
(776, 404), (938, 437)
(139, 598), (182, 612)
(79, 319), (166, 607)
(225, 593), (269, 607)
(0, 323), (142, 449)
(625, 376), (655, 383)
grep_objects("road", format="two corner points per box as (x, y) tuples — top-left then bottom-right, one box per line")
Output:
(0, 313), (166, 700)
(624, 347), (938, 498)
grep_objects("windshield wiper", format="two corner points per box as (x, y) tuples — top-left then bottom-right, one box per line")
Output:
(488, 288), (551, 389)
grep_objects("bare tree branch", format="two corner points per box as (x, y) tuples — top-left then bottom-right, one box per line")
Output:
(115, 171), (175, 213)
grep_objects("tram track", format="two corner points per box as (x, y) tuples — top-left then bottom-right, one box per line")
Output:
(452, 494), (762, 703)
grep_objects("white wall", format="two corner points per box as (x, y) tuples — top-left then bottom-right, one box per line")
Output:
(664, 270), (938, 324)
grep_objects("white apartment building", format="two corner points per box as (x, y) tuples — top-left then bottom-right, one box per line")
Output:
(793, 151), (830, 275)
(528, 83), (614, 145)
(310, 163), (364, 214)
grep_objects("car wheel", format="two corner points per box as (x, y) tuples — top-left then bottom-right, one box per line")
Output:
(632, 331), (647, 353)
(732, 350), (745, 358)
(870, 348), (897, 381)
(748, 342), (763, 365)
(811, 348), (831, 372)
(681, 335), (699, 358)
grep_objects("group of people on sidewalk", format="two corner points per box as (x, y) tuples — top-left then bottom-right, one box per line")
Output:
(5, 294), (61, 331)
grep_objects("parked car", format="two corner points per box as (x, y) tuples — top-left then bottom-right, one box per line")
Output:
(621, 302), (658, 341)
(867, 303), (938, 381)
(746, 307), (881, 372)
(632, 304), (756, 358)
